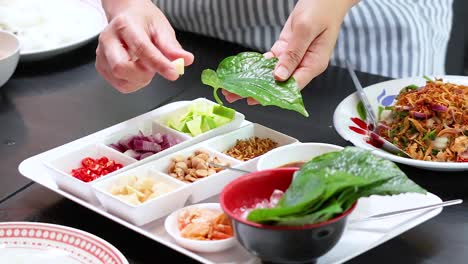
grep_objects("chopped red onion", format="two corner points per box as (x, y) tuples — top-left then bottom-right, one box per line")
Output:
(112, 130), (181, 160)
(151, 133), (163, 144)
(123, 149), (141, 160)
(133, 140), (162, 153)
(110, 143), (125, 153)
(431, 104), (448, 112)
(411, 111), (430, 119)
(118, 135), (134, 150)
(139, 152), (156, 160)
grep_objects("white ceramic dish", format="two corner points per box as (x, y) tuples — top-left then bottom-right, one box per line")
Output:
(17, 98), (445, 263)
(0, 222), (128, 264)
(164, 203), (236, 253)
(257, 142), (344, 171)
(45, 143), (136, 204)
(103, 119), (191, 161)
(149, 145), (242, 203)
(333, 75), (468, 172)
(204, 122), (299, 172)
(154, 98), (246, 141)
(0, 30), (20, 87)
(93, 167), (188, 226)
(0, 0), (107, 62)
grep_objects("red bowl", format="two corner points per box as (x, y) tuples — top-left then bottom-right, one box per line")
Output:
(220, 168), (356, 264)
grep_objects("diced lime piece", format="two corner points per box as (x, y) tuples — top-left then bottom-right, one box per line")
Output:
(212, 115), (231, 127)
(181, 123), (190, 133)
(186, 116), (203, 136)
(166, 101), (234, 136)
(213, 105), (236, 119)
(168, 119), (183, 131)
(201, 116), (217, 132)
(190, 101), (213, 115)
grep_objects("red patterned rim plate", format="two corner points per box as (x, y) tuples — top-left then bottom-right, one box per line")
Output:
(0, 222), (128, 264)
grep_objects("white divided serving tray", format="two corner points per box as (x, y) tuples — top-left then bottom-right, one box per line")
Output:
(18, 97), (443, 264)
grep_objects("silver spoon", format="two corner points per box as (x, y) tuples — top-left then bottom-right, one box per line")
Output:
(348, 199), (462, 224)
(345, 60), (412, 158)
(206, 161), (253, 174)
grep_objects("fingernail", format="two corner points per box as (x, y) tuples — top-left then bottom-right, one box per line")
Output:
(275, 66), (289, 80)
(247, 98), (259, 105)
(264, 52), (274, 59)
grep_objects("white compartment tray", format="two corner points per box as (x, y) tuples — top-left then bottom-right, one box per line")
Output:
(18, 98), (443, 264)
(18, 158), (442, 264)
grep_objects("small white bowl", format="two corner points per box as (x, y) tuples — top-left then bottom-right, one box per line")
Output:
(92, 166), (189, 226)
(153, 97), (246, 141)
(0, 30), (20, 87)
(164, 203), (236, 253)
(257, 142), (344, 170)
(45, 143), (136, 204)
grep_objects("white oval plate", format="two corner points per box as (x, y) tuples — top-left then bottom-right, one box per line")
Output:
(333, 75), (468, 172)
(0, 222), (128, 264)
(1, 0), (107, 62)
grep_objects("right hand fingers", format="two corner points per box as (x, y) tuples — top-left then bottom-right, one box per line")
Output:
(151, 25), (195, 66)
(221, 90), (242, 103)
(96, 45), (152, 93)
(274, 11), (324, 81)
(110, 16), (180, 81)
(99, 31), (155, 85)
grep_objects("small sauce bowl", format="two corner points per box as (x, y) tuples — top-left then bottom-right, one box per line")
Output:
(164, 203), (237, 253)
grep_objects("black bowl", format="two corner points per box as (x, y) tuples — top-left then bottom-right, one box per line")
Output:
(220, 168), (357, 264)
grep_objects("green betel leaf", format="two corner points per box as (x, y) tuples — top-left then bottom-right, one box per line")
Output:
(201, 52), (309, 117)
(275, 200), (343, 226)
(247, 146), (427, 226)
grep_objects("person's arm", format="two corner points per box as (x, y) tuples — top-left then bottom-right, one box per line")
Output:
(224, 0), (360, 105)
(101, 0), (134, 20)
(96, 0), (194, 93)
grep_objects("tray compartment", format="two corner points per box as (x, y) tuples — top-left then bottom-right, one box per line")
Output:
(103, 119), (190, 161)
(92, 165), (188, 226)
(153, 98), (246, 142)
(45, 143), (136, 204)
(204, 123), (299, 172)
(150, 145), (242, 203)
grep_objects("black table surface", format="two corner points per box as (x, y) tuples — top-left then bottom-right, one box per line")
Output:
(0, 31), (467, 264)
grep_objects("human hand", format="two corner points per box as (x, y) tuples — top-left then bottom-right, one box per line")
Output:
(96, 0), (194, 93)
(224, 0), (358, 104)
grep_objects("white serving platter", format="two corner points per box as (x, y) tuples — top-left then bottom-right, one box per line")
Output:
(18, 98), (443, 264)
(0, 0), (108, 62)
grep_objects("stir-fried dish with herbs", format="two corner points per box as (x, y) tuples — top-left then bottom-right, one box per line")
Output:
(377, 78), (468, 162)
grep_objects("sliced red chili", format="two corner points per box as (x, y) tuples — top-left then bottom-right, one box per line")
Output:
(97, 157), (109, 165)
(81, 157), (95, 167)
(71, 156), (123, 182)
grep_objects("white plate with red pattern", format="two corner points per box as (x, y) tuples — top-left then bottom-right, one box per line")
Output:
(0, 222), (128, 264)
(333, 75), (468, 172)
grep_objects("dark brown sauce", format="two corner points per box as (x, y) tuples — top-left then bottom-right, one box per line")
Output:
(278, 161), (306, 168)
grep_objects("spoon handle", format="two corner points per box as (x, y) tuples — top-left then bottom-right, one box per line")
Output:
(345, 60), (378, 128)
(349, 199), (463, 223)
(206, 162), (252, 174)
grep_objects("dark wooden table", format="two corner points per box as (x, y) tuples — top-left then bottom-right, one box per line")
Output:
(0, 31), (466, 264)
